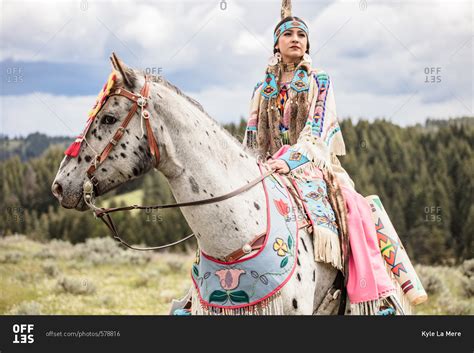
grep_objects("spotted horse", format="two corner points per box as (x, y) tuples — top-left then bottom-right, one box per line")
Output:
(52, 53), (345, 315)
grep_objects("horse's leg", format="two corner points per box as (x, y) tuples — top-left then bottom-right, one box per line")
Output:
(278, 229), (340, 315)
(312, 262), (341, 315)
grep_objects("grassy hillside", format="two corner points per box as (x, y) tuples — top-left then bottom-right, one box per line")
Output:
(0, 235), (194, 315)
(0, 235), (472, 315)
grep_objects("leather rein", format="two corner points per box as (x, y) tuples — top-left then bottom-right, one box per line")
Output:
(82, 75), (286, 252)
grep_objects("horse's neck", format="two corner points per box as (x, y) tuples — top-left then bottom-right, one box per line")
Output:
(151, 83), (267, 259)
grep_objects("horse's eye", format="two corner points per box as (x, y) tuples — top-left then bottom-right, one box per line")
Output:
(101, 115), (117, 125)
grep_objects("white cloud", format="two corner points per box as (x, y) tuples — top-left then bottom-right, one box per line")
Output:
(121, 5), (171, 48)
(0, 0), (471, 136)
(186, 83), (252, 125)
(335, 90), (471, 125)
(1, 93), (96, 137)
(1, 1), (108, 62)
(232, 31), (268, 56)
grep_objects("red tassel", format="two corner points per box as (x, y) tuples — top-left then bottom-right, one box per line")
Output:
(64, 138), (82, 157)
(65, 117), (94, 157)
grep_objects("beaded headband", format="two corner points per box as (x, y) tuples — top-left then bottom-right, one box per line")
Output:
(273, 20), (309, 45)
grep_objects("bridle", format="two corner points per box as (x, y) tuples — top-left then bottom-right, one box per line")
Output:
(81, 74), (286, 252)
(84, 75), (159, 188)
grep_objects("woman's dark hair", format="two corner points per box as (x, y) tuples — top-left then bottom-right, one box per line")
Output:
(273, 16), (310, 54)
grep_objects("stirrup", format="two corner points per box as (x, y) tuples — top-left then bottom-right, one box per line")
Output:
(376, 295), (403, 316)
(376, 306), (396, 316)
(173, 298), (192, 315)
(173, 308), (191, 316)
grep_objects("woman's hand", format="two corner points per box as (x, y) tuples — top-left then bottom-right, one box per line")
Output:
(267, 158), (290, 174)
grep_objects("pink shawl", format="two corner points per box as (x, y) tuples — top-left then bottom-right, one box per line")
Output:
(341, 185), (395, 313)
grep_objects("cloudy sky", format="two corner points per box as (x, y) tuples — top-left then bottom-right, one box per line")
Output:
(0, 0), (472, 137)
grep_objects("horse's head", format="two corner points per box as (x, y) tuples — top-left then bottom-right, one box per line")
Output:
(52, 54), (182, 211)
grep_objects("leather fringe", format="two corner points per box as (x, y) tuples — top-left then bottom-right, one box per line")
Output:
(322, 167), (350, 282)
(286, 135), (333, 173)
(245, 130), (258, 152)
(313, 226), (343, 271)
(350, 299), (382, 315)
(191, 288), (284, 316)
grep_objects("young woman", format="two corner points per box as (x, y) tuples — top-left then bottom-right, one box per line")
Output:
(243, 0), (401, 315)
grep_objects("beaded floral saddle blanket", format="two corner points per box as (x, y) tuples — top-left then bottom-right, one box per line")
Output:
(191, 163), (299, 314)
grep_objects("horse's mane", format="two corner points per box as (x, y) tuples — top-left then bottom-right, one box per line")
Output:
(146, 73), (244, 150)
(148, 75), (206, 113)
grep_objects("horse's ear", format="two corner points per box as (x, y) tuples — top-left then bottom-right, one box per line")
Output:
(110, 55), (118, 71)
(111, 52), (135, 89)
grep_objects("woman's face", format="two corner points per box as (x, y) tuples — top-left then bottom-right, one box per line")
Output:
(276, 27), (308, 62)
